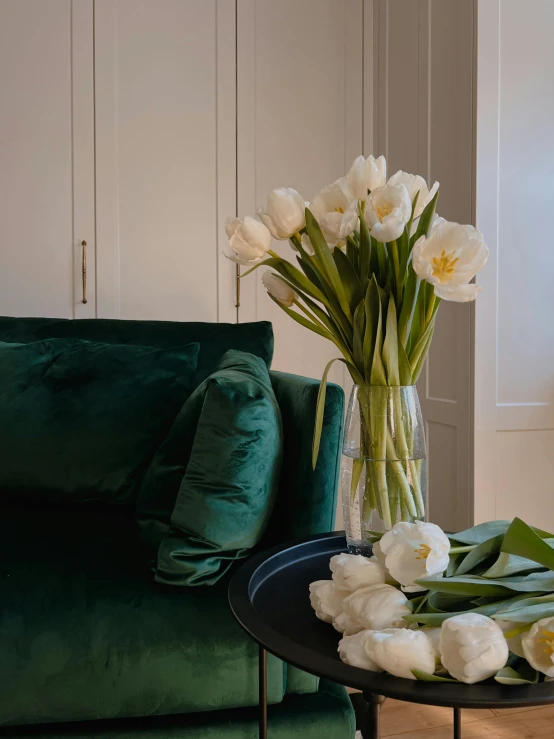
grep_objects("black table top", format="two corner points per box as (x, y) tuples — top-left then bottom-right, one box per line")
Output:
(228, 531), (554, 709)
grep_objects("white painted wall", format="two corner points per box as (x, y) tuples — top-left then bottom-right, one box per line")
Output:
(475, 0), (554, 530)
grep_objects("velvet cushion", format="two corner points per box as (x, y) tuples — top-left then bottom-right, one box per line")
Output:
(0, 505), (287, 728)
(0, 316), (274, 381)
(0, 339), (199, 504)
(153, 350), (283, 586)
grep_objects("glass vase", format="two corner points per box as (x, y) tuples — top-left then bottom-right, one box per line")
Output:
(341, 385), (427, 554)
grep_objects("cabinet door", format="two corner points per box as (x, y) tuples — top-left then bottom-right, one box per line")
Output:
(0, 0), (95, 318)
(94, 0), (236, 322)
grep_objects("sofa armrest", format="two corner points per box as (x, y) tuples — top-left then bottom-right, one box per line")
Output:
(264, 371), (344, 545)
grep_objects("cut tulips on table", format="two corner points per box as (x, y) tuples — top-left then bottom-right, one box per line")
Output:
(310, 518), (554, 685)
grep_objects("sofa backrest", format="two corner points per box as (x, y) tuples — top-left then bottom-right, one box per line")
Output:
(0, 316), (274, 381)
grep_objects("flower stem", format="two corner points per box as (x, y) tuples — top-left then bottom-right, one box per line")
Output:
(449, 545), (478, 554)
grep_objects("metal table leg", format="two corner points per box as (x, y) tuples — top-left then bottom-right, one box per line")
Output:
(356, 693), (385, 738)
(453, 708), (462, 739)
(259, 645), (268, 739)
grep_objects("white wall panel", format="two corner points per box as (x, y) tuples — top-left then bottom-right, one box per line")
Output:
(496, 431), (554, 530)
(475, 0), (554, 529)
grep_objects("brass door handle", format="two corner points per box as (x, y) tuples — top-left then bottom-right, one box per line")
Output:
(235, 264), (241, 309)
(81, 240), (87, 304)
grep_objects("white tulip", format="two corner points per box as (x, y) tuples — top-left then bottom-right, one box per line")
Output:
(371, 541), (397, 584)
(261, 271), (298, 307)
(496, 620), (526, 659)
(338, 631), (383, 671)
(363, 628), (436, 679)
(309, 580), (347, 623)
(412, 218), (488, 303)
(225, 216), (271, 266)
(299, 233), (315, 256)
(258, 187), (306, 240)
(379, 521), (451, 593)
(522, 617), (554, 676)
(342, 584), (411, 631)
(329, 553), (386, 592)
(422, 626), (443, 664)
(332, 610), (364, 636)
(363, 184), (412, 243)
(440, 613), (509, 684)
(309, 177), (358, 246)
(387, 170), (439, 219)
(347, 155), (387, 200)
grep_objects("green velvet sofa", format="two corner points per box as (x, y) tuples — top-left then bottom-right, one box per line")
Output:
(0, 317), (355, 739)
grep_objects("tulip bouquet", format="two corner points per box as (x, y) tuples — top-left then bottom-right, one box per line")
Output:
(225, 155), (488, 530)
(311, 517), (554, 684)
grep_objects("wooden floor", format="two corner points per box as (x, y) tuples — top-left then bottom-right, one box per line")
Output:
(357, 699), (554, 738)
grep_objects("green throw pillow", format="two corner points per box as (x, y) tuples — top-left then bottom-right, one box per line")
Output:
(0, 338), (199, 504)
(153, 349), (283, 586)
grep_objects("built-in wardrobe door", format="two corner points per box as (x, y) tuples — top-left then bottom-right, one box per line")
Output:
(0, 0), (95, 318)
(94, 0), (237, 323)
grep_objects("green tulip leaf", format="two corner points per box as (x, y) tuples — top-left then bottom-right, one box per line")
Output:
(363, 279), (380, 382)
(382, 297), (400, 386)
(346, 235), (359, 273)
(352, 299), (366, 372)
(296, 257), (353, 343)
(483, 551), (548, 579)
(358, 214), (371, 290)
(427, 592), (472, 613)
(412, 670), (457, 683)
(268, 296), (331, 340)
(397, 337), (413, 385)
(416, 573), (554, 596)
(501, 517), (554, 571)
(312, 357), (342, 469)
(455, 534), (505, 576)
(333, 246), (363, 312)
(404, 593), (532, 626)
(447, 521), (513, 545)
(410, 188), (439, 246)
(493, 594), (554, 623)
(398, 267), (420, 348)
(369, 285), (387, 386)
(494, 664), (538, 685)
(305, 209), (352, 320)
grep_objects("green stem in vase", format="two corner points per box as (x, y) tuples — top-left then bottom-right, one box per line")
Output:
(409, 459), (426, 518)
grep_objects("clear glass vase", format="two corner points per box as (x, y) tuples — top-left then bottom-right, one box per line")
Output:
(341, 385), (427, 554)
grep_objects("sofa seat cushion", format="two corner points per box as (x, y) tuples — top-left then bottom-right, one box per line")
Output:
(0, 505), (286, 728)
(2, 681), (354, 739)
(0, 316), (274, 382)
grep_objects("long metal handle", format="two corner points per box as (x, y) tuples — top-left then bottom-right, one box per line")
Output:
(81, 240), (87, 304)
(235, 264), (241, 308)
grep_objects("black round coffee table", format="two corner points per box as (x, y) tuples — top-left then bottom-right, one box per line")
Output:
(228, 531), (554, 739)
